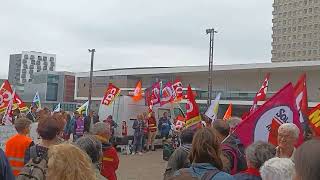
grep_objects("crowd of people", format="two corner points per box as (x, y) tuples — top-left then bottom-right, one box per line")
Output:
(163, 117), (320, 180)
(0, 105), (119, 180)
(1, 104), (320, 180)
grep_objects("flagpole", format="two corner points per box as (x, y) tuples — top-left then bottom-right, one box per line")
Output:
(206, 28), (218, 106)
(88, 49), (95, 115)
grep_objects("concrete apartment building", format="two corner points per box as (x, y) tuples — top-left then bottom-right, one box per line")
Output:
(272, 0), (320, 62)
(8, 51), (56, 94)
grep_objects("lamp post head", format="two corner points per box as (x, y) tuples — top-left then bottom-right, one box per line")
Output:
(206, 28), (218, 34)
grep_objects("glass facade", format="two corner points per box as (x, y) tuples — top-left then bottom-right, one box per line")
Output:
(46, 74), (59, 101)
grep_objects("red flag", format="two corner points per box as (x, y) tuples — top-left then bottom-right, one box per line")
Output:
(250, 73), (270, 113)
(294, 74), (308, 123)
(172, 79), (183, 102)
(185, 85), (201, 128)
(234, 83), (303, 147)
(101, 83), (121, 106)
(223, 104), (232, 121)
(268, 117), (282, 146)
(308, 104), (320, 136)
(151, 82), (161, 105)
(0, 80), (28, 113)
(160, 81), (175, 106)
(132, 80), (143, 102)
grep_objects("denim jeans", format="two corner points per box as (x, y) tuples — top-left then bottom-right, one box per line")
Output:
(133, 134), (143, 152)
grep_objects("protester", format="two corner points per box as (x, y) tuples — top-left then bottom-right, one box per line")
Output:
(5, 117), (33, 176)
(147, 111), (157, 151)
(260, 157), (295, 180)
(47, 143), (96, 180)
(12, 108), (21, 124)
(171, 128), (234, 179)
(76, 135), (106, 180)
(92, 122), (119, 180)
(294, 139), (320, 180)
(0, 148), (15, 180)
(163, 128), (194, 180)
(234, 141), (276, 180)
(158, 112), (172, 141)
(24, 114), (64, 164)
(26, 105), (37, 122)
(212, 119), (247, 174)
(63, 113), (74, 141)
(74, 111), (85, 141)
(132, 114), (145, 155)
(142, 112), (149, 151)
(226, 117), (242, 132)
(84, 110), (99, 133)
(276, 123), (300, 160)
(104, 115), (117, 138)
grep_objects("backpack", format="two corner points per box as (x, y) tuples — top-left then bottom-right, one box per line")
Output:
(221, 144), (246, 175)
(16, 147), (48, 180)
(169, 168), (220, 180)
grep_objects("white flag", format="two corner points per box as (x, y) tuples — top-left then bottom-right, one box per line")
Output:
(205, 93), (221, 121)
(53, 103), (61, 112)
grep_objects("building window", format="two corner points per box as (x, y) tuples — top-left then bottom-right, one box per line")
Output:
(24, 55), (28, 59)
(46, 83), (58, 101)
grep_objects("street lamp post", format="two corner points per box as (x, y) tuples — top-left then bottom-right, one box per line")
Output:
(206, 28), (217, 106)
(88, 49), (95, 115)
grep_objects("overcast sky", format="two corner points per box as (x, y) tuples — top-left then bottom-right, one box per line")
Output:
(0, 0), (272, 78)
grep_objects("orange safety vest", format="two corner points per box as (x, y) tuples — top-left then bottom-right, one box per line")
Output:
(5, 134), (32, 176)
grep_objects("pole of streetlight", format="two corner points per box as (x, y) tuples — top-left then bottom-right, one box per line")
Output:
(206, 28), (217, 106)
(88, 49), (95, 115)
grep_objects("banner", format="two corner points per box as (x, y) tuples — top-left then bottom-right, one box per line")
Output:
(185, 85), (201, 128)
(234, 83), (303, 147)
(268, 117), (282, 146)
(172, 79), (183, 102)
(160, 81), (175, 106)
(250, 73), (270, 113)
(2, 90), (14, 125)
(308, 104), (320, 136)
(205, 93), (221, 121)
(132, 80), (143, 102)
(294, 74), (308, 123)
(0, 80), (28, 113)
(102, 83), (121, 106)
(223, 103), (232, 121)
(32, 91), (41, 109)
(151, 82), (161, 105)
(77, 101), (89, 116)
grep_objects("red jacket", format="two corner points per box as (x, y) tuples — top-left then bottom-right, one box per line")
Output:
(148, 117), (157, 132)
(96, 135), (119, 180)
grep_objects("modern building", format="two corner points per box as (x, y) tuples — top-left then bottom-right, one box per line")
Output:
(75, 61), (320, 117)
(8, 51), (56, 87)
(272, 0), (320, 62)
(23, 71), (77, 111)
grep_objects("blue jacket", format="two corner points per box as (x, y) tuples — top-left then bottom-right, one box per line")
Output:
(158, 117), (172, 135)
(173, 163), (235, 180)
(0, 149), (15, 180)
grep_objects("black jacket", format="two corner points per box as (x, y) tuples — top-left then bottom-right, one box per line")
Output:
(84, 115), (99, 133)
(0, 149), (15, 180)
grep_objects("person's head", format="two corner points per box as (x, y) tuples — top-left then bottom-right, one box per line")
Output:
(37, 109), (51, 121)
(212, 119), (230, 141)
(92, 122), (111, 140)
(163, 112), (168, 118)
(137, 114), (143, 121)
(31, 105), (37, 113)
(180, 128), (195, 145)
(14, 117), (32, 135)
(107, 115), (112, 120)
(278, 123), (300, 150)
(245, 141), (276, 169)
(13, 108), (21, 116)
(189, 128), (223, 170)
(226, 117), (242, 131)
(260, 157), (295, 180)
(74, 111), (80, 119)
(294, 139), (320, 180)
(37, 115), (64, 141)
(47, 143), (96, 180)
(76, 135), (103, 166)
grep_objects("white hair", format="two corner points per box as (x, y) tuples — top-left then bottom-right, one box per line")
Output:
(278, 123), (300, 139)
(92, 122), (111, 136)
(260, 157), (295, 180)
